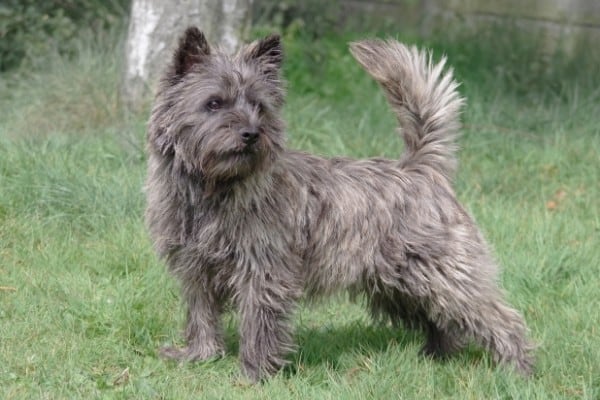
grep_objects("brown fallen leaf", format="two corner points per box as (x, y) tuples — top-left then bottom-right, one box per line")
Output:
(554, 189), (567, 201)
(113, 367), (130, 386)
(546, 188), (568, 211)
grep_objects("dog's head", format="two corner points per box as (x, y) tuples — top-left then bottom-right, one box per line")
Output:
(149, 27), (286, 184)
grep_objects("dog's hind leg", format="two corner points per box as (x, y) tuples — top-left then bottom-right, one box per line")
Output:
(423, 268), (535, 376)
(367, 287), (465, 359)
(378, 248), (534, 375)
(454, 295), (534, 376)
(420, 319), (467, 359)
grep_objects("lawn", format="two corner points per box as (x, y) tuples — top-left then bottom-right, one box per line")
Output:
(1, 27), (599, 399)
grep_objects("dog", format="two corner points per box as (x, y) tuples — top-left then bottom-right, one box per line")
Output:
(145, 27), (534, 382)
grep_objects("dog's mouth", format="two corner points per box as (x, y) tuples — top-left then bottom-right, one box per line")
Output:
(226, 143), (261, 158)
(212, 146), (261, 172)
(199, 137), (274, 183)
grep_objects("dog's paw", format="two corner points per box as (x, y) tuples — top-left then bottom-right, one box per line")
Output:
(419, 341), (454, 361)
(159, 344), (224, 362)
(512, 352), (535, 378)
(419, 331), (464, 361)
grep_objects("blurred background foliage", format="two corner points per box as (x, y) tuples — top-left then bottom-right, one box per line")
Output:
(0, 0), (333, 72)
(0, 0), (347, 72)
(1, 0), (598, 106)
(0, 0), (129, 71)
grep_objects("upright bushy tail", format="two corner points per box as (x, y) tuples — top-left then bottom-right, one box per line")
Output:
(350, 40), (464, 181)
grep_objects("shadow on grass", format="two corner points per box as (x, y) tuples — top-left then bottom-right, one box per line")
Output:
(219, 319), (421, 375)
(292, 321), (419, 370)
(289, 322), (489, 379)
(294, 321), (491, 374)
(179, 315), (487, 379)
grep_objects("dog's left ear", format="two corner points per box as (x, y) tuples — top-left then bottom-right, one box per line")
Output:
(243, 34), (283, 79)
(173, 26), (211, 77)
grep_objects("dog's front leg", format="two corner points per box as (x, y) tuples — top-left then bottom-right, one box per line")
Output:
(237, 268), (299, 382)
(160, 281), (225, 362)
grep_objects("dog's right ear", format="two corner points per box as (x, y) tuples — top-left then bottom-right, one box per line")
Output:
(172, 27), (211, 77)
(242, 34), (283, 80)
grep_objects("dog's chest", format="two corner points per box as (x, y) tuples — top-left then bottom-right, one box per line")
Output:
(190, 203), (293, 264)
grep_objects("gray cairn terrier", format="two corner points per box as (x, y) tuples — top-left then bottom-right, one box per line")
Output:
(145, 27), (534, 382)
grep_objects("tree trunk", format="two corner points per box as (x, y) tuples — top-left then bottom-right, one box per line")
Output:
(122, 0), (253, 111)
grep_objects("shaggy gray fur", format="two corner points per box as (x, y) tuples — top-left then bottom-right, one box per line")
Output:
(145, 27), (534, 382)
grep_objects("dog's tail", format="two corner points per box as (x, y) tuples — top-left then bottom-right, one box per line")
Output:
(350, 39), (464, 180)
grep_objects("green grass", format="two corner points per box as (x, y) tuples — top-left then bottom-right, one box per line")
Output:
(1, 26), (599, 399)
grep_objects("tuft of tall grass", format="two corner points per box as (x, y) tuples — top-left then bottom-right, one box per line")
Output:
(0, 25), (130, 139)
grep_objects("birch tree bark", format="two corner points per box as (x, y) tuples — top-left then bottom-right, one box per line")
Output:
(122, 0), (253, 110)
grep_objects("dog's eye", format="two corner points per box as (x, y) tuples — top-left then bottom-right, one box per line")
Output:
(257, 102), (266, 114)
(205, 99), (223, 112)
(252, 101), (266, 114)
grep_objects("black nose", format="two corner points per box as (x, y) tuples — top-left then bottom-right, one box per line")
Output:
(241, 130), (259, 145)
